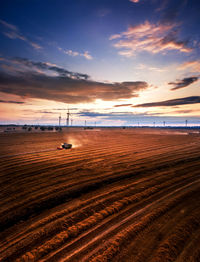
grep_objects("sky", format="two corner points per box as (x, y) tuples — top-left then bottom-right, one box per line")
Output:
(0, 0), (200, 126)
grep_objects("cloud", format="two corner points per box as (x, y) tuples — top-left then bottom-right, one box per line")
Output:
(169, 76), (199, 90)
(160, 4), (180, 24)
(114, 104), (132, 107)
(29, 42), (42, 50)
(82, 51), (93, 60)
(39, 111), (56, 114)
(136, 63), (166, 72)
(3, 31), (26, 41)
(178, 60), (200, 73)
(109, 20), (192, 57)
(63, 50), (79, 56)
(155, 0), (169, 12)
(0, 19), (17, 31)
(52, 107), (78, 111)
(58, 48), (93, 60)
(78, 111), (145, 119)
(159, 0), (188, 24)
(0, 58), (149, 104)
(172, 109), (200, 114)
(0, 99), (24, 104)
(0, 19), (42, 50)
(129, 0), (140, 3)
(134, 96), (200, 107)
(12, 57), (89, 79)
(78, 110), (200, 125)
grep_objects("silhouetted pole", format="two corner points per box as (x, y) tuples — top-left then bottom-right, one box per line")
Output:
(185, 119), (188, 127)
(85, 120), (87, 127)
(163, 121), (165, 127)
(71, 119), (73, 126)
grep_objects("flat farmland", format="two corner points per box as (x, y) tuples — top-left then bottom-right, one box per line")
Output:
(0, 128), (200, 262)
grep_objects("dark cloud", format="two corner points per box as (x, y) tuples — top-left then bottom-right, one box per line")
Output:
(78, 111), (200, 125)
(114, 104), (132, 107)
(169, 76), (199, 90)
(13, 57), (89, 80)
(0, 99), (24, 104)
(78, 111), (144, 120)
(155, 0), (170, 12)
(173, 109), (199, 114)
(79, 112), (111, 118)
(134, 96), (200, 107)
(52, 108), (78, 111)
(0, 59), (148, 104)
(39, 111), (56, 114)
(160, 29), (189, 51)
(161, 5), (179, 23)
(160, 0), (188, 24)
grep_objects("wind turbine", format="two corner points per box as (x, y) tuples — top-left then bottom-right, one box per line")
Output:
(59, 114), (61, 127)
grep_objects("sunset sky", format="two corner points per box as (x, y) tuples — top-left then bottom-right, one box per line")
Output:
(0, 0), (200, 126)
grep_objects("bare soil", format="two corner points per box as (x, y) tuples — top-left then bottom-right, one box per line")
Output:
(0, 128), (200, 262)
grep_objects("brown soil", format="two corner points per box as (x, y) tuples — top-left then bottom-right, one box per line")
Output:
(0, 128), (200, 262)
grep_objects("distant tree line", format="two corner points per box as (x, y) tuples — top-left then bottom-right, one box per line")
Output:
(22, 125), (62, 131)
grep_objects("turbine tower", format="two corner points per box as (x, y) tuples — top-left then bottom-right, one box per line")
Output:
(59, 114), (61, 127)
(66, 108), (70, 126)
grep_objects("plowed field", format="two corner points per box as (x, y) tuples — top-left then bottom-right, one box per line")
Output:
(0, 128), (200, 262)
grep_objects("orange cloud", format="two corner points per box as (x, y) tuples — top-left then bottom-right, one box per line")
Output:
(178, 60), (200, 72)
(129, 0), (140, 3)
(114, 104), (132, 107)
(0, 58), (149, 104)
(110, 21), (192, 56)
(58, 48), (93, 60)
